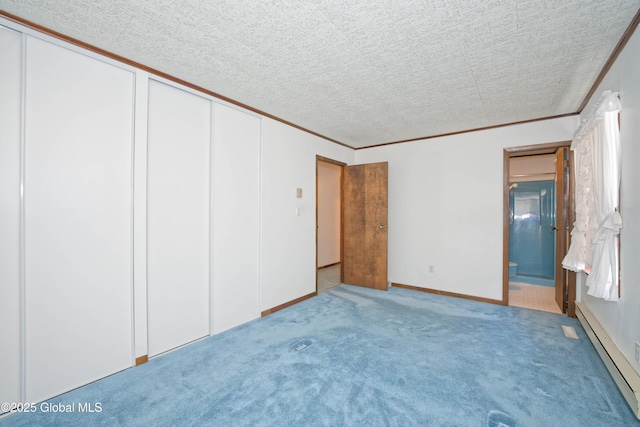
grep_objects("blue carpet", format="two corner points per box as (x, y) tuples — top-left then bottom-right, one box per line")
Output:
(2, 285), (638, 426)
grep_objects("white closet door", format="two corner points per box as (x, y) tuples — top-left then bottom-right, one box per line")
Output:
(0, 26), (22, 409)
(147, 80), (211, 357)
(24, 37), (134, 402)
(212, 104), (261, 334)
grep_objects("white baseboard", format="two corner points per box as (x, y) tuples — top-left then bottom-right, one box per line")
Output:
(576, 301), (640, 419)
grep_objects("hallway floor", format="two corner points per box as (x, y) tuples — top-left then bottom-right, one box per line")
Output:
(317, 264), (341, 293)
(509, 282), (562, 314)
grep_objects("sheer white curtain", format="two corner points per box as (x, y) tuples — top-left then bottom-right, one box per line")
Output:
(562, 90), (622, 301)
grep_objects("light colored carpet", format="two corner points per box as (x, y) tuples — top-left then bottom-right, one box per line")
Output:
(2, 285), (637, 426)
(317, 264), (340, 293)
(509, 282), (562, 314)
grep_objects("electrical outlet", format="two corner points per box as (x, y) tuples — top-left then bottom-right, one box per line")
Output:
(428, 265), (435, 274)
(635, 342), (640, 363)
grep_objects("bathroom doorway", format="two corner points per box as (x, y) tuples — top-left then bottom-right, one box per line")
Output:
(509, 158), (556, 287)
(503, 142), (576, 316)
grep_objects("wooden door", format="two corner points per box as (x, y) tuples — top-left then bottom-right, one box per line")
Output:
(555, 147), (569, 311)
(342, 162), (388, 290)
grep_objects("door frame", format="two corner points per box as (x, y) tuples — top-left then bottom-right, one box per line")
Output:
(316, 156), (346, 292)
(503, 141), (577, 316)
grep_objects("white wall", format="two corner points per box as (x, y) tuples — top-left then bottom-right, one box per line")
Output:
(0, 25), (22, 409)
(577, 27), (640, 375)
(260, 118), (354, 310)
(355, 116), (577, 301)
(317, 161), (341, 267)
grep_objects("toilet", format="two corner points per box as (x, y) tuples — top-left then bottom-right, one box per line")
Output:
(508, 262), (518, 277)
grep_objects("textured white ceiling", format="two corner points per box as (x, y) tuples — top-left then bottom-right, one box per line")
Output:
(1, 1), (639, 148)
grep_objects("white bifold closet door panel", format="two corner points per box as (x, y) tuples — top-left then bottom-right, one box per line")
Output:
(212, 104), (261, 334)
(147, 80), (211, 357)
(24, 37), (134, 402)
(0, 26), (22, 409)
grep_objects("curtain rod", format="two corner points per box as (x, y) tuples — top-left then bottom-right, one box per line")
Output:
(574, 90), (621, 141)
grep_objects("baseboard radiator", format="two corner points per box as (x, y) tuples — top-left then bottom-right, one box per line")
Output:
(576, 302), (640, 419)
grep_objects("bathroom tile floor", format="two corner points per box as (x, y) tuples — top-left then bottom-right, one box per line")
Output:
(509, 282), (562, 314)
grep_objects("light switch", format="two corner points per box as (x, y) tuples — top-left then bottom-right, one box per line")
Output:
(296, 188), (303, 198)
(296, 207), (301, 216)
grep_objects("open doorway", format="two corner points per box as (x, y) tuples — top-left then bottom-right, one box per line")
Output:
(316, 157), (389, 293)
(316, 157), (344, 293)
(503, 142), (576, 316)
(508, 153), (560, 313)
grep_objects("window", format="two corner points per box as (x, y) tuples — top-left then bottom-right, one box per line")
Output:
(562, 91), (622, 301)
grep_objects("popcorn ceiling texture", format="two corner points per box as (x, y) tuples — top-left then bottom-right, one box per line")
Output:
(1, 1), (639, 147)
